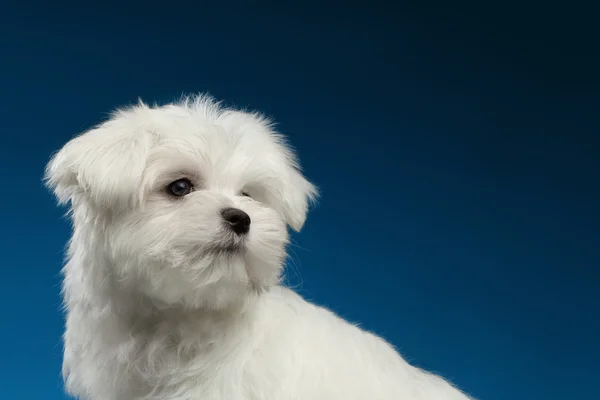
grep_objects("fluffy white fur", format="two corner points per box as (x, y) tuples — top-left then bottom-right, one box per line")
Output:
(45, 96), (473, 400)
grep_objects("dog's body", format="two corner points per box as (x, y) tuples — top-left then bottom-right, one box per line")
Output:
(46, 96), (472, 400)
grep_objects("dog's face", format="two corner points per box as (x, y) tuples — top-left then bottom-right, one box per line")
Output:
(45, 97), (317, 309)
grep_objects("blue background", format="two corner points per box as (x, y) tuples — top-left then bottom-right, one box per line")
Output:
(1, 1), (598, 399)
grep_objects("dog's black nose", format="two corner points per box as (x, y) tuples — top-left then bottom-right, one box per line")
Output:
(221, 208), (251, 234)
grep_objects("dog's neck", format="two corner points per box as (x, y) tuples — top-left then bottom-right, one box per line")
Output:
(62, 239), (261, 399)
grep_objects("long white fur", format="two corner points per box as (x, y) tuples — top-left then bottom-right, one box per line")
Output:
(45, 95), (474, 400)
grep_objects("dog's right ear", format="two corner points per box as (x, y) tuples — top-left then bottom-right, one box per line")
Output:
(44, 118), (153, 209)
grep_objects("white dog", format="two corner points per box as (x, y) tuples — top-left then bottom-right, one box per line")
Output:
(45, 96), (473, 400)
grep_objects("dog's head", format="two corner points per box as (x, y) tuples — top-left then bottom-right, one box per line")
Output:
(45, 96), (317, 309)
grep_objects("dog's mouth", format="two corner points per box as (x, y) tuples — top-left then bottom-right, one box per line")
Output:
(204, 235), (246, 256)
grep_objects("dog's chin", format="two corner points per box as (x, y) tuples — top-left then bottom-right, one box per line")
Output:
(136, 243), (262, 311)
(140, 272), (254, 312)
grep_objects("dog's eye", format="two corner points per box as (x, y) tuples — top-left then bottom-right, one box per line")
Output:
(240, 191), (251, 198)
(167, 179), (194, 197)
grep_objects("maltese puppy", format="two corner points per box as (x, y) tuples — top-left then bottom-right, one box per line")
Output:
(45, 96), (473, 400)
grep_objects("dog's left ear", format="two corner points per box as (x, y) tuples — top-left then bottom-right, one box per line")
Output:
(280, 166), (319, 232)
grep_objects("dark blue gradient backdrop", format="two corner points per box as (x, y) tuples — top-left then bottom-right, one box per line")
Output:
(1, 2), (598, 399)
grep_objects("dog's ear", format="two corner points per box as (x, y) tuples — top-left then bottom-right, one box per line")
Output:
(280, 165), (319, 232)
(44, 119), (152, 209)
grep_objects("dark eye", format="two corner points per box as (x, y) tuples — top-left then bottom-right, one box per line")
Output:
(167, 179), (193, 197)
(240, 191), (251, 198)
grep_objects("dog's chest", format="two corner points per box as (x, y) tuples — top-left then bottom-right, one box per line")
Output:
(121, 338), (249, 400)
